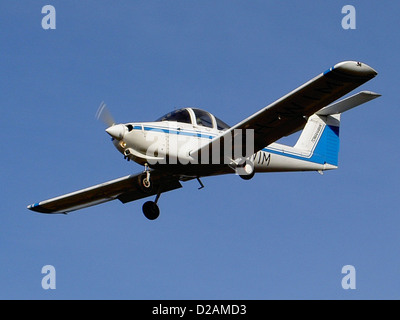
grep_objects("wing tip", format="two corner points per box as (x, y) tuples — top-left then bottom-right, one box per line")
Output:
(325, 61), (378, 78)
(27, 202), (54, 214)
(359, 90), (382, 97)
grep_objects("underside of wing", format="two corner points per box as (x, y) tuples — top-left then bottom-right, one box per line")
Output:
(27, 170), (182, 214)
(190, 61), (378, 162)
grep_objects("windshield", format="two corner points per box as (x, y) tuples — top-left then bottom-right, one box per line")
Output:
(156, 109), (192, 124)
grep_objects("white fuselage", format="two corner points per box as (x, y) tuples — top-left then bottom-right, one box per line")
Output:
(112, 120), (332, 175)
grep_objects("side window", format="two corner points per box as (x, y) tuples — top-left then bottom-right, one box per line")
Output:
(193, 109), (213, 128)
(215, 117), (230, 130)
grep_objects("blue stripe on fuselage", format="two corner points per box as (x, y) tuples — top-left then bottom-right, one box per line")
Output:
(132, 125), (216, 139)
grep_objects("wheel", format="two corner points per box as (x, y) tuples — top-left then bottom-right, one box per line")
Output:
(142, 201), (160, 220)
(238, 159), (255, 180)
(138, 173), (153, 193)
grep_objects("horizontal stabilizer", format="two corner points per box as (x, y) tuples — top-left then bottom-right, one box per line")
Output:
(317, 91), (381, 116)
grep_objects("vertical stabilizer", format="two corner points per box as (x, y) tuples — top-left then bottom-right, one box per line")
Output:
(294, 114), (340, 167)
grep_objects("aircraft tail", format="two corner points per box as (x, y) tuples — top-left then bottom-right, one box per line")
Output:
(294, 114), (340, 167)
(293, 91), (380, 168)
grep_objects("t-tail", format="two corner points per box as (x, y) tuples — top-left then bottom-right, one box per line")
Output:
(255, 91), (381, 172)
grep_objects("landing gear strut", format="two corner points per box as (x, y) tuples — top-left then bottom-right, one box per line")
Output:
(138, 163), (152, 193)
(139, 164), (161, 220)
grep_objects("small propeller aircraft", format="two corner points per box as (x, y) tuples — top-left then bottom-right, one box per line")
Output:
(27, 61), (380, 220)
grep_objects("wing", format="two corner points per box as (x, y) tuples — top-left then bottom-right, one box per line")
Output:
(190, 61), (378, 163)
(27, 170), (182, 214)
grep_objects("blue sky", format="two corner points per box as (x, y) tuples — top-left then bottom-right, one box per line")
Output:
(1, 0), (399, 299)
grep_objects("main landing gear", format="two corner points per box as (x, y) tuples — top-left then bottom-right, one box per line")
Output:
(139, 164), (161, 220)
(234, 159), (255, 180)
(142, 199), (160, 220)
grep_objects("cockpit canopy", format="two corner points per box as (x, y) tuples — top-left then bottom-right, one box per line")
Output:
(156, 108), (230, 130)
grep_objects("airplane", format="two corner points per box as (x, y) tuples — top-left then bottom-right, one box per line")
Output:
(27, 61), (380, 220)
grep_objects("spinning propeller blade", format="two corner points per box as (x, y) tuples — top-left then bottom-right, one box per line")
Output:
(95, 101), (116, 128)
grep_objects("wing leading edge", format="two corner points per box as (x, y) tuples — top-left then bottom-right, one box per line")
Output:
(190, 61), (378, 162)
(27, 170), (182, 214)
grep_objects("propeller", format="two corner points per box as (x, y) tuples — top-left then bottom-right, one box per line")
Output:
(95, 101), (127, 140)
(95, 101), (116, 128)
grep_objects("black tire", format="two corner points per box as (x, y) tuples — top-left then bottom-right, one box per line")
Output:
(142, 201), (160, 220)
(240, 170), (255, 180)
